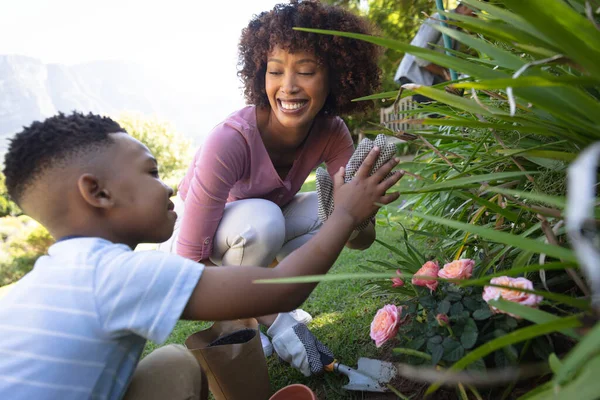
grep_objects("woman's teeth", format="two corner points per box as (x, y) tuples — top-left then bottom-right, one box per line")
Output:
(280, 101), (307, 110)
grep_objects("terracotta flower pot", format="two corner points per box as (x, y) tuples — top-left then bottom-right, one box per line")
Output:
(269, 384), (317, 400)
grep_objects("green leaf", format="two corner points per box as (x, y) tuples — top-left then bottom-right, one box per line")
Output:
(407, 337), (426, 351)
(401, 171), (539, 194)
(461, 321), (479, 349)
(465, 358), (486, 372)
(418, 118), (563, 136)
(400, 84), (506, 117)
(556, 322), (600, 385)
(548, 353), (562, 374)
(460, 0), (554, 46)
(438, 300), (451, 314)
(481, 186), (566, 209)
(442, 338), (465, 362)
(462, 297), (480, 312)
(254, 272), (398, 284)
(420, 296), (437, 309)
(425, 316), (582, 395)
(489, 299), (581, 340)
(473, 309), (493, 321)
(293, 28), (505, 81)
(445, 292), (463, 302)
(428, 335), (443, 346)
(431, 344), (444, 365)
(433, 20), (526, 70)
(460, 262), (575, 287)
(393, 347), (432, 361)
(545, 355), (600, 400)
(496, 149), (576, 162)
(503, 0), (600, 78)
(461, 192), (520, 223)
(517, 381), (553, 400)
(453, 76), (600, 90)
(405, 211), (577, 263)
(451, 302), (465, 316)
(353, 90), (398, 102)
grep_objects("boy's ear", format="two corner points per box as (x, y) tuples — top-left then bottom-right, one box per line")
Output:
(77, 173), (114, 209)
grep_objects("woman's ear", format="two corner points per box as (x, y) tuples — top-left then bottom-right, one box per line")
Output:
(77, 173), (114, 209)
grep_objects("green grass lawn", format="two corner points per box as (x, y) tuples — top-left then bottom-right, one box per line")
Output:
(143, 173), (410, 399)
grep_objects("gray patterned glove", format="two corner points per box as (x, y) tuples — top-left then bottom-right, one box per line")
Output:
(316, 134), (397, 231)
(267, 313), (334, 376)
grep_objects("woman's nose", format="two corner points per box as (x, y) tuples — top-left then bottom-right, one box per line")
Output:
(281, 74), (299, 94)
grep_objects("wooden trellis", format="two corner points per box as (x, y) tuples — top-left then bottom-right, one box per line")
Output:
(379, 96), (422, 135)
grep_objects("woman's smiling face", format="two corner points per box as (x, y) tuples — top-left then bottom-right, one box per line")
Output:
(265, 46), (329, 130)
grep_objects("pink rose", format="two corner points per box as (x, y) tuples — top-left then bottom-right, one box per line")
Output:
(412, 261), (440, 292)
(391, 269), (404, 287)
(370, 304), (406, 348)
(483, 276), (543, 318)
(438, 259), (475, 280)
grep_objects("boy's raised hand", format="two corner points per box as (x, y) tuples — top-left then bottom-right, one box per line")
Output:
(331, 147), (403, 227)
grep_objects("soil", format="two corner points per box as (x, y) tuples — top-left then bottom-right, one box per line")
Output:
(207, 329), (256, 347)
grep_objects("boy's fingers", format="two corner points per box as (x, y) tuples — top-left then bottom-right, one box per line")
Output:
(378, 192), (401, 205)
(354, 147), (380, 179)
(372, 157), (400, 181)
(378, 170), (405, 192)
(333, 166), (345, 190)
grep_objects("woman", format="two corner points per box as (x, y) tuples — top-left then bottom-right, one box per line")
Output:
(161, 0), (385, 375)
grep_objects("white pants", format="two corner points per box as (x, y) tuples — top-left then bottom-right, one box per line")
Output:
(159, 192), (322, 267)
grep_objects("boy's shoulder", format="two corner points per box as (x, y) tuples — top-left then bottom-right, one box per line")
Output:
(46, 237), (130, 265)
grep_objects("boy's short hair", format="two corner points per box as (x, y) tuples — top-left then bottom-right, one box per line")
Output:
(3, 112), (124, 205)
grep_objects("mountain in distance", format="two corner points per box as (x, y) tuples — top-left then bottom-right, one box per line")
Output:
(0, 54), (242, 158)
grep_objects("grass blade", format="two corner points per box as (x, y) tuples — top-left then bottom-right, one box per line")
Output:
(405, 211), (577, 262)
(489, 299), (581, 340)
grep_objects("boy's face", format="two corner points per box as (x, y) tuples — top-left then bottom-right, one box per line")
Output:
(106, 133), (176, 246)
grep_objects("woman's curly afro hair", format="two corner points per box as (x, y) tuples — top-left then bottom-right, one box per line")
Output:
(238, 0), (381, 116)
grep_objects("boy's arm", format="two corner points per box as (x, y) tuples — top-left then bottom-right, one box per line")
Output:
(182, 148), (403, 321)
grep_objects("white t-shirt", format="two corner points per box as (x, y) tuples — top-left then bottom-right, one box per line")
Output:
(0, 237), (204, 400)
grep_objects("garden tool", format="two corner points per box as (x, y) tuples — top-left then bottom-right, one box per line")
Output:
(320, 353), (397, 392)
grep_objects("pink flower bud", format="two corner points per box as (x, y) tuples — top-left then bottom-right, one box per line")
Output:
(391, 269), (404, 287)
(436, 313), (449, 327)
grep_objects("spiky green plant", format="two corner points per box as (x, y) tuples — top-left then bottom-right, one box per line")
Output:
(263, 1), (600, 398)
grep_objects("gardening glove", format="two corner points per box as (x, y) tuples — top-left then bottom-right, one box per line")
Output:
(316, 134), (397, 231)
(267, 312), (334, 377)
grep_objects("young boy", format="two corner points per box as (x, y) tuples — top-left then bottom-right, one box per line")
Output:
(0, 112), (402, 400)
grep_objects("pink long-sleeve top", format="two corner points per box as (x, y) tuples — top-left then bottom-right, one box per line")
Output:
(176, 106), (355, 262)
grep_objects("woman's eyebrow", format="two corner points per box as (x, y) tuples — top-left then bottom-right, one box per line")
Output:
(295, 59), (317, 65)
(266, 58), (317, 65)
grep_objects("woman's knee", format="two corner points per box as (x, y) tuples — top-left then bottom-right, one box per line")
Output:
(213, 199), (286, 266)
